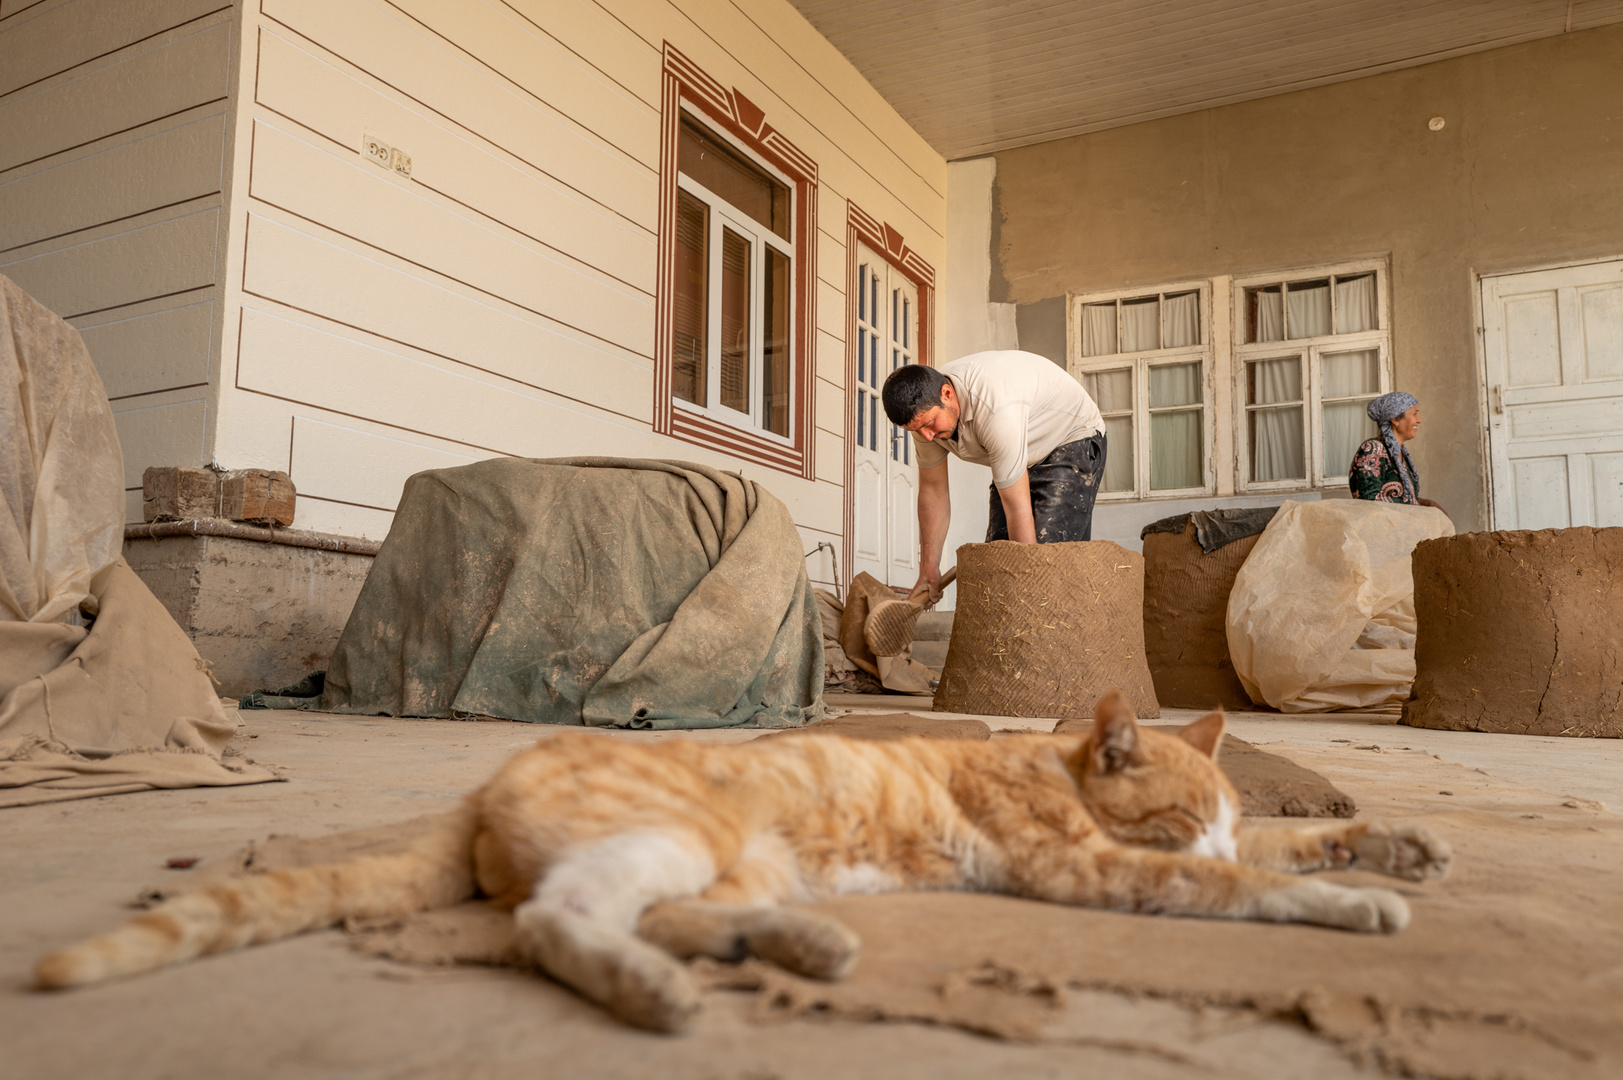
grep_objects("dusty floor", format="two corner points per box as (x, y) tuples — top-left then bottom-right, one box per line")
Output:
(3, 695), (1619, 1080)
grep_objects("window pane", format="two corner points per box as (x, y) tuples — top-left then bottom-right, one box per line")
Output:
(1249, 286), (1283, 342)
(1082, 368), (1133, 413)
(1081, 303), (1117, 356)
(719, 227), (750, 414)
(1150, 409), (1202, 490)
(1285, 279), (1331, 338)
(762, 246), (790, 436)
(678, 117), (789, 240)
(1335, 274), (1377, 333)
(1101, 415), (1134, 492)
(1323, 400), (1377, 477)
(1322, 348), (1380, 398)
(1149, 362), (1201, 408)
(1162, 291), (1199, 348)
(672, 190), (708, 406)
(1121, 297), (1159, 352)
(1250, 406), (1305, 481)
(1247, 357), (1301, 405)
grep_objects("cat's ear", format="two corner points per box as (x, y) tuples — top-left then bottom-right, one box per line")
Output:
(1090, 690), (1142, 774)
(1177, 709), (1226, 760)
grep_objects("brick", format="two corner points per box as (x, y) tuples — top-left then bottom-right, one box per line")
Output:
(220, 469), (296, 526)
(143, 466), (219, 522)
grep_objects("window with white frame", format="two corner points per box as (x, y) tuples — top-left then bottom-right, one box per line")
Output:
(1234, 262), (1390, 489)
(1069, 284), (1213, 499)
(672, 114), (793, 439)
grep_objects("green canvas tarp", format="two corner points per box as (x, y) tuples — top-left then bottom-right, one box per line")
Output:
(320, 457), (822, 730)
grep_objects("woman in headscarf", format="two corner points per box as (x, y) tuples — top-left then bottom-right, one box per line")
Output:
(1349, 391), (1445, 512)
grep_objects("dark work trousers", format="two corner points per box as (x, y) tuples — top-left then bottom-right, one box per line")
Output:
(985, 432), (1107, 543)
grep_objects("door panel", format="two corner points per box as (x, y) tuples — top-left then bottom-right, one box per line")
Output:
(1483, 260), (1623, 530)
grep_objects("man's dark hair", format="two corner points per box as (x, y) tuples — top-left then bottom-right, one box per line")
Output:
(882, 364), (951, 426)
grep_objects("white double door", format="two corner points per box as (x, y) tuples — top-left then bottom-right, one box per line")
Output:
(851, 245), (920, 586)
(1482, 259), (1623, 529)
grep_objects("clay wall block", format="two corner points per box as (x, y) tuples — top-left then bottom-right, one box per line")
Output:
(1141, 522), (1261, 711)
(221, 469), (296, 526)
(1402, 527), (1623, 738)
(934, 540), (1159, 720)
(143, 466), (219, 522)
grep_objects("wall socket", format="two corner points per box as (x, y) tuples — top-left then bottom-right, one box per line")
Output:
(362, 133), (411, 177)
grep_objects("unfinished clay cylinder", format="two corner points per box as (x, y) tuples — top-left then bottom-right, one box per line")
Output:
(934, 540), (1159, 719)
(1402, 527), (1623, 737)
(1141, 522), (1262, 711)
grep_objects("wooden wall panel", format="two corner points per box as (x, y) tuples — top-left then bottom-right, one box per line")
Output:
(0, 207), (218, 317)
(0, 112), (223, 251)
(111, 396), (208, 485)
(76, 298), (213, 399)
(248, 120), (653, 356)
(814, 377), (843, 437)
(241, 214), (653, 422)
(0, 0), (223, 97)
(289, 415), (485, 512)
(0, 21), (230, 172)
(253, 30), (653, 292)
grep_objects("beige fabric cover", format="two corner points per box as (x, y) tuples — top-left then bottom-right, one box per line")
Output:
(1226, 499), (1453, 713)
(0, 274), (275, 806)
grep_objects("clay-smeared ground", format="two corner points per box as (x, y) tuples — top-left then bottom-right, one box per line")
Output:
(3, 697), (1619, 1080)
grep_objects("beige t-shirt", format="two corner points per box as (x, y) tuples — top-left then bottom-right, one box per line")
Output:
(913, 351), (1104, 489)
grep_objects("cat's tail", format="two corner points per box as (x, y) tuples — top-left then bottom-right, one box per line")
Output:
(34, 802), (479, 990)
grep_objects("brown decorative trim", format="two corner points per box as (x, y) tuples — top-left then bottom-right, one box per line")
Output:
(654, 43), (818, 480)
(841, 203), (936, 591)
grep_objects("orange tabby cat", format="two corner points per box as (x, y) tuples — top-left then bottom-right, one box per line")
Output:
(36, 693), (1449, 1031)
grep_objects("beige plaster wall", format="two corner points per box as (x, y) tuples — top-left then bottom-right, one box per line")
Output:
(989, 24), (1623, 531)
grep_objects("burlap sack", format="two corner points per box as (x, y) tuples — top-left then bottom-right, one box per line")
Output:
(1402, 527), (1623, 737)
(933, 541), (1158, 719)
(1141, 521), (1261, 710)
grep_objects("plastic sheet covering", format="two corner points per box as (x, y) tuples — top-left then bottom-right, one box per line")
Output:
(1226, 499), (1453, 713)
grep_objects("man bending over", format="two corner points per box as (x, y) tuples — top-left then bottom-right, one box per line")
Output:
(882, 350), (1107, 601)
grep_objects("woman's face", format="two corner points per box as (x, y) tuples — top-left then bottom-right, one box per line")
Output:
(1391, 404), (1423, 442)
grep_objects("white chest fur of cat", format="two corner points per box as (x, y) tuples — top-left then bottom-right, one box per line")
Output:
(35, 693), (1451, 1032)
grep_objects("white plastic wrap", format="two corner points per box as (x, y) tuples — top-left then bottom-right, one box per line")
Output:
(1226, 499), (1453, 713)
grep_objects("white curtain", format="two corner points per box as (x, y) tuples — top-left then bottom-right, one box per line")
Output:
(1322, 348), (1380, 397)
(1149, 361), (1200, 408)
(1162, 292), (1199, 348)
(1247, 357), (1304, 481)
(1323, 402), (1374, 476)
(1121, 298), (1159, 351)
(1254, 289), (1283, 342)
(1335, 274), (1377, 333)
(1102, 416), (1134, 491)
(1287, 282), (1331, 339)
(1151, 410), (1202, 489)
(1081, 303), (1117, 356)
(1082, 368), (1133, 413)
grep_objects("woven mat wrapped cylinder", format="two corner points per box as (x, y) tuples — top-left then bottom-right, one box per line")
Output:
(1141, 521), (1261, 711)
(933, 541), (1158, 719)
(1402, 527), (1623, 737)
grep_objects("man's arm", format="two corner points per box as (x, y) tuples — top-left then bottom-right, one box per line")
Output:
(997, 473), (1037, 544)
(914, 461), (950, 598)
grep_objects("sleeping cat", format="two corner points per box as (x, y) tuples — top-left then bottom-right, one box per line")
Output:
(36, 693), (1449, 1031)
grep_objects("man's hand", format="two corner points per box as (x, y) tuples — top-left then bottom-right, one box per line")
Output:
(997, 473), (1037, 544)
(910, 567), (943, 607)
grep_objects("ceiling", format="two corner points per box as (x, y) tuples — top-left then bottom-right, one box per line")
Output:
(789, 0), (1623, 159)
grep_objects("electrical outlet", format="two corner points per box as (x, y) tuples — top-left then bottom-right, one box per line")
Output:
(362, 133), (392, 168)
(390, 147), (412, 177)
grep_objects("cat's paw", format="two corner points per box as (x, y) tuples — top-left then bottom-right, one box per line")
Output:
(1354, 822), (1452, 882)
(746, 909), (860, 981)
(1337, 886), (1410, 933)
(1272, 879), (1410, 933)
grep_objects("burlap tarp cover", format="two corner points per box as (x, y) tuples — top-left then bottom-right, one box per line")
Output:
(1227, 500), (1453, 713)
(0, 274), (274, 807)
(934, 540), (1159, 720)
(319, 457), (822, 729)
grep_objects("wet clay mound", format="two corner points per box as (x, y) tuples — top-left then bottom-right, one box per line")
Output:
(1141, 522), (1261, 711)
(1053, 718), (1354, 817)
(1402, 527), (1623, 737)
(762, 712), (992, 741)
(934, 541), (1158, 720)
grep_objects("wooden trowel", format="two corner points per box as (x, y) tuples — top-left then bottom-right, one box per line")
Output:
(864, 567), (956, 657)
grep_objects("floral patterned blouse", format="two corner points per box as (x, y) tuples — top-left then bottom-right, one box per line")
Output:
(1349, 438), (1419, 504)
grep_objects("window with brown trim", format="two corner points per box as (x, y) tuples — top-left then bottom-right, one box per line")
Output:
(654, 45), (818, 479)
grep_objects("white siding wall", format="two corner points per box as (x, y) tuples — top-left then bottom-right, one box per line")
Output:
(0, 0), (237, 522)
(212, 0), (946, 591)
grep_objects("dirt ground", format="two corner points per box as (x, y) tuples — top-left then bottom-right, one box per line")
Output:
(3, 695), (1619, 1080)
